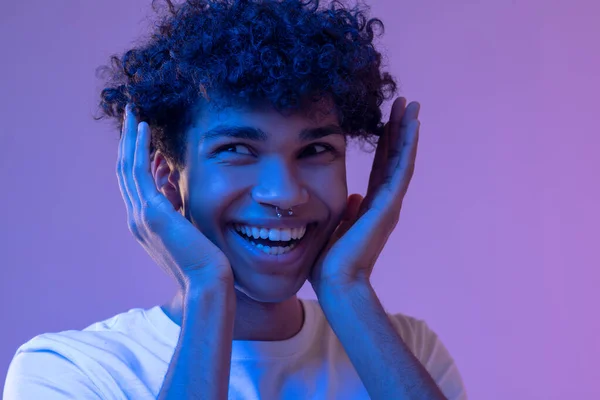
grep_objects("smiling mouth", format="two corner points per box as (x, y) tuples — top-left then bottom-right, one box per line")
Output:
(228, 223), (315, 256)
(237, 233), (302, 247)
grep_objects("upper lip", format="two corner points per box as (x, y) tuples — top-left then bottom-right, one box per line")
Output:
(230, 219), (315, 230)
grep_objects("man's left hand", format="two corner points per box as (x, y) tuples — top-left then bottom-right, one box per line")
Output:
(309, 97), (421, 292)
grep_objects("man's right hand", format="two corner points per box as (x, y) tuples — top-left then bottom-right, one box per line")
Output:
(116, 104), (233, 292)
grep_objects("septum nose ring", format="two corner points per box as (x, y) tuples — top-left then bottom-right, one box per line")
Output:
(275, 206), (294, 218)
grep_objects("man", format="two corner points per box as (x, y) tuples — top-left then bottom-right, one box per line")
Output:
(4, 0), (467, 398)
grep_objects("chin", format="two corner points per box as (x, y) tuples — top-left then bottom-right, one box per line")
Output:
(222, 221), (322, 302)
(233, 274), (308, 303)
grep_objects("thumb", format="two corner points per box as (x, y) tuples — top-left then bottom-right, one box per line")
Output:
(332, 194), (364, 240)
(344, 194), (363, 221)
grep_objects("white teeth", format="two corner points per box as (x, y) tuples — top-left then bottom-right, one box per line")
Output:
(291, 227), (303, 239)
(254, 242), (297, 255)
(259, 228), (269, 239)
(268, 229), (279, 241)
(280, 229), (292, 241)
(299, 226), (307, 238)
(234, 224), (308, 242)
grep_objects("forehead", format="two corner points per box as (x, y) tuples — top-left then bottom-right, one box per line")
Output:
(190, 98), (342, 138)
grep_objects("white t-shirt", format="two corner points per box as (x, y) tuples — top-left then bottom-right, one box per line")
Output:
(4, 298), (467, 399)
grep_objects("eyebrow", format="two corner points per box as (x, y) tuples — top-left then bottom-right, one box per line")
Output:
(200, 124), (346, 142)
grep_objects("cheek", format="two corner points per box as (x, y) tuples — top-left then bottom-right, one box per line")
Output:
(186, 173), (246, 239)
(305, 166), (348, 217)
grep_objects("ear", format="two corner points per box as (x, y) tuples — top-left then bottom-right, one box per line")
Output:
(151, 151), (183, 211)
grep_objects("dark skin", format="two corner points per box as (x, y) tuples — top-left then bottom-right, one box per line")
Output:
(118, 97), (446, 398)
(140, 96), (421, 343)
(147, 98), (348, 340)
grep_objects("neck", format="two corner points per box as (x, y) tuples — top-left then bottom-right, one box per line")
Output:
(161, 289), (305, 341)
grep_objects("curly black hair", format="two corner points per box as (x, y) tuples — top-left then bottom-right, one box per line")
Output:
(97, 0), (399, 170)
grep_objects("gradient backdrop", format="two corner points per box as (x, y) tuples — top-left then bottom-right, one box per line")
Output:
(1, 0), (598, 398)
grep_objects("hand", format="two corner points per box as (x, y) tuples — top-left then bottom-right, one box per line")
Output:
(116, 104), (233, 292)
(309, 97), (420, 291)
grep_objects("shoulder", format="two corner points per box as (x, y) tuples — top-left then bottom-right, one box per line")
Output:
(302, 299), (468, 399)
(389, 311), (469, 400)
(3, 307), (156, 399)
(387, 311), (438, 355)
(3, 340), (104, 399)
(13, 307), (155, 364)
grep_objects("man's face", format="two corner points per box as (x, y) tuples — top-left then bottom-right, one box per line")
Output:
(176, 101), (348, 302)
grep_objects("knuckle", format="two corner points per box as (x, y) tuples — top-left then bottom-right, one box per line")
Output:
(388, 148), (401, 159)
(126, 218), (141, 238)
(121, 160), (132, 173)
(116, 162), (124, 177)
(139, 202), (165, 230)
(139, 198), (156, 214)
(133, 158), (145, 174)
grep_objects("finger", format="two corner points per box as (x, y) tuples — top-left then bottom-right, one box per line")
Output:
(133, 121), (162, 208)
(390, 118), (420, 199)
(394, 101), (420, 179)
(367, 97), (406, 195)
(343, 194), (363, 221)
(332, 194), (363, 241)
(348, 194), (363, 220)
(121, 104), (142, 211)
(116, 104), (135, 214)
(385, 99), (415, 182)
(366, 123), (389, 195)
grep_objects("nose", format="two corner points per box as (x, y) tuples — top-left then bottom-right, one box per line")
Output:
(251, 160), (309, 210)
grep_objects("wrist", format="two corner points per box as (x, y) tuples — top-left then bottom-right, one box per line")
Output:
(185, 277), (235, 309)
(313, 277), (372, 302)
(185, 268), (234, 293)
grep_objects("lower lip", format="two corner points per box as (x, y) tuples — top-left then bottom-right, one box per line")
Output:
(228, 224), (314, 269)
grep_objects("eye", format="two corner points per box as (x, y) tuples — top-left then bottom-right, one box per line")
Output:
(302, 143), (336, 157)
(216, 143), (253, 156)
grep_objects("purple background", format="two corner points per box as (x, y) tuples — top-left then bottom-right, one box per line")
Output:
(1, 0), (599, 398)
